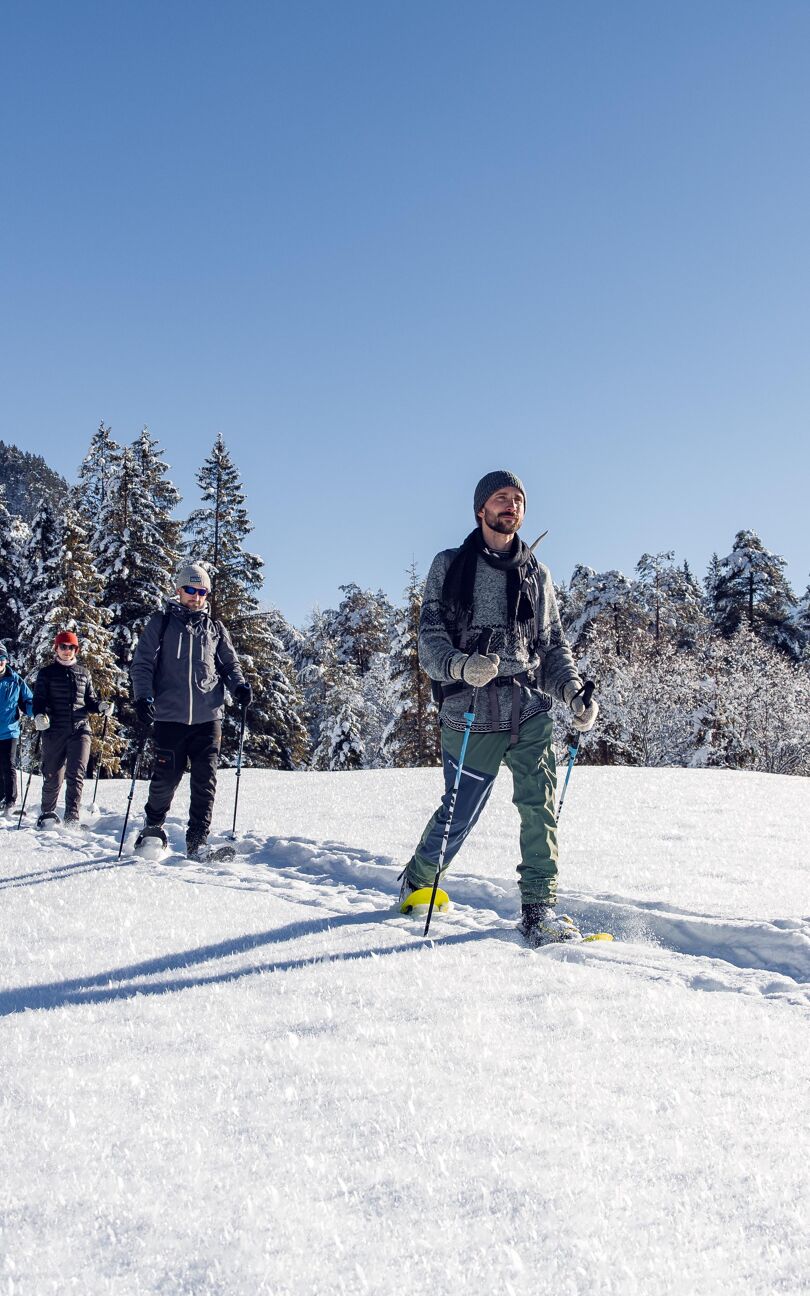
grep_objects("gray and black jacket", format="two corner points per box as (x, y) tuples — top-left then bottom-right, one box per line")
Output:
(419, 544), (580, 735)
(130, 602), (246, 726)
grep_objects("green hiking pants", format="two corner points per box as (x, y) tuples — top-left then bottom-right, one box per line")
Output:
(406, 710), (559, 905)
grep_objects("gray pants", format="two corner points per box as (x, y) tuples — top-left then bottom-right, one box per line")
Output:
(40, 728), (92, 817)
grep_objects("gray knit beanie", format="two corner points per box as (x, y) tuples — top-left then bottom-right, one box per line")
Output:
(175, 561), (212, 590)
(473, 470), (526, 519)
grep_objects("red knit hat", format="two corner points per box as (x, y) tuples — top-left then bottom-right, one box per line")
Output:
(54, 631), (79, 649)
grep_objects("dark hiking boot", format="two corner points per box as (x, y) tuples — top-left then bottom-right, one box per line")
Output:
(134, 824), (169, 855)
(36, 812), (61, 830)
(186, 826), (210, 861)
(519, 903), (581, 947)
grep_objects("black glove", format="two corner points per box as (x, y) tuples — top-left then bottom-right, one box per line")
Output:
(135, 697), (155, 726)
(234, 682), (252, 708)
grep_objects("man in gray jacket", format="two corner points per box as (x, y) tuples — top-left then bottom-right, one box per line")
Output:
(400, 470), (598, 945)
(129, 562), (252, 859)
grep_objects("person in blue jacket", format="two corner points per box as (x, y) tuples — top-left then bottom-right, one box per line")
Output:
(0, 643), (34, 815)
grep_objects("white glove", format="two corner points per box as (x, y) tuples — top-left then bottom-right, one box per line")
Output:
(34, 714), (50, 732)
(98, 701), (114, 716)
(450, 650), (501, 688)
(564, 680), (598, 733)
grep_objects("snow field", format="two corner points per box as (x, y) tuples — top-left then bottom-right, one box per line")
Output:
(1, 766), (809, 1295)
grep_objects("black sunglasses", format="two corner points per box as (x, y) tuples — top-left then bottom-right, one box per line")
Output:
(181, 586), (209, 598)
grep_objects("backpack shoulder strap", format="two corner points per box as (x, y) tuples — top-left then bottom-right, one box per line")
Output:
(153, 608), (173, 662)
(213, 620), (230, 682)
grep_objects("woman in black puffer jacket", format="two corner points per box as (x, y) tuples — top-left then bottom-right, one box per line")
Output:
(31, 631), (112, 828)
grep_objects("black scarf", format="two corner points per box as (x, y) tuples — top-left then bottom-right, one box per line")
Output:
(441, 528), (538, 638)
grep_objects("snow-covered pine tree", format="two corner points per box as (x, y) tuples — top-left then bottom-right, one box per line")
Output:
(0, 487), (24, 651)
(712, 530), (800, 657)
(0, 440), (69, 523)
(329, 582), (397, 765)
(332, 583), (394, 675)
(184, 435), (298, 763)
(298, 607), (365, 769)
(96, 431), (182, 672)
(75, 422), (122, 547)
(635, 552), (708, 649)
(234, 607), (309, 769)
(635, 551), (675, 642)
(703, 552), (723, 623)
(17, 499), (61, 675)
(18, 502), (124, 772)
(358, 650), (398, 767)
(382, 563), (441, 767)
(564, 566), (645, 660)
(792, 580), (810, 656)
(297, 607), (338, 759)
(184, 435), (262, 623)
(93, 447), (139, 679)
(131, 426), (183, 571)
(312, 636), (366, 771)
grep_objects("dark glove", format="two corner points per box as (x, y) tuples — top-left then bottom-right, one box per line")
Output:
(135, 697), (155, 726)
(234, 682), (252, 708)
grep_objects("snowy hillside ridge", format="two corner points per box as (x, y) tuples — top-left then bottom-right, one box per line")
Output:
(2, 765), (809, 1296)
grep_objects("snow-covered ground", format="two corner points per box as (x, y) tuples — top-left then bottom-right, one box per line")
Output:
(1, 764), (809, 1296)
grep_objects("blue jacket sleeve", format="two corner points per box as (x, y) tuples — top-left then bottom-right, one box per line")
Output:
(20, 679), (34, 717)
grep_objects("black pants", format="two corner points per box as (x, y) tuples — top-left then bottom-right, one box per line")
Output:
(0, 737), (19, 804)
(144, 721), (221, 833)
(41, 728), (92, 817)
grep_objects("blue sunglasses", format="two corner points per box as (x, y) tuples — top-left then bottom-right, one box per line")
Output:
(181, 585), (209, 597)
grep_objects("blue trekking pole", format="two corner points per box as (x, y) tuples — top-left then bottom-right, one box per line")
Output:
(556, 680), (595, 823)
(423, 631), (492, 938)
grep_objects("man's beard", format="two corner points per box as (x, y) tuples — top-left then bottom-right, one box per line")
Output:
(482, 506), (520, 537)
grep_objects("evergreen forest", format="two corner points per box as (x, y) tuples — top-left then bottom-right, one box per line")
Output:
(2, 425), (808, 778)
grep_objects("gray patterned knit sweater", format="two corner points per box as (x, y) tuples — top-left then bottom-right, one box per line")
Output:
(419, 545), (581, 734)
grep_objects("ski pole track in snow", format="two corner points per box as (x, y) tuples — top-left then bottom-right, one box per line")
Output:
(4, 809), (809, 1005)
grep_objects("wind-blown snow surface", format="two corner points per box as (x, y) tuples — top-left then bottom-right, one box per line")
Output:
(2, 766), (809, 1296)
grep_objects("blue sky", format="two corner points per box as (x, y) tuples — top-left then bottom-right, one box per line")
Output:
(2, 1), (808, 625)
